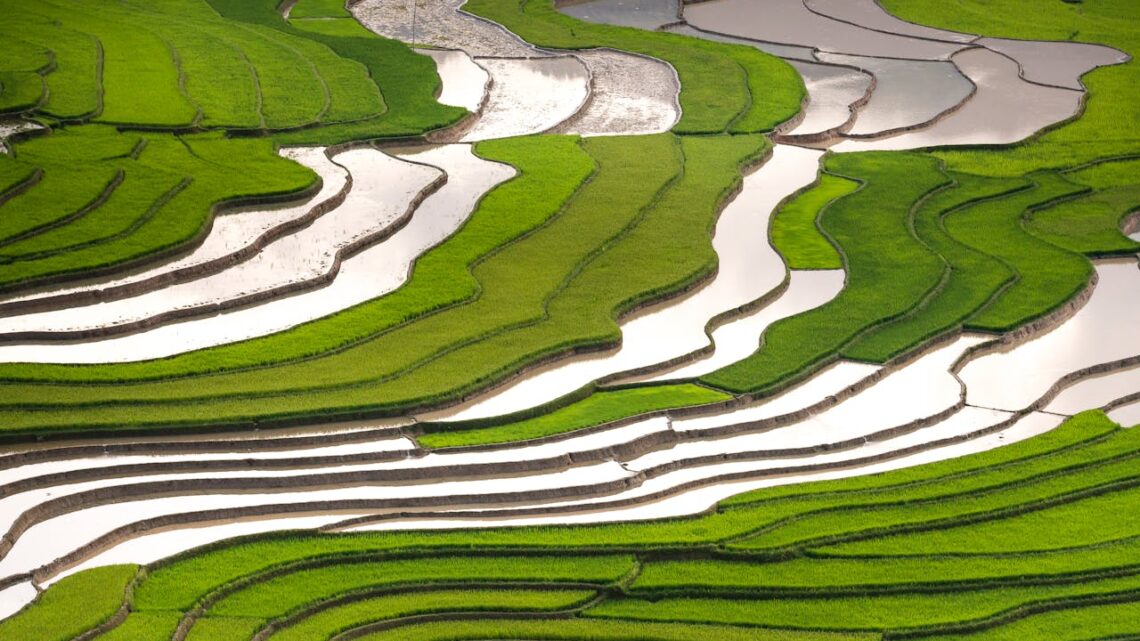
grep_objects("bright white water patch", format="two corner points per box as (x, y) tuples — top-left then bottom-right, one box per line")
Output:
(0, 145), (512, 363)
(0, 149), (436, 340)
(682, 0), (966, 61)
(672, 361), (881, 433)
(50, 512), (372, 584)
(0, 581), (36, 620)
(424, 145), (821, 421)
(820, 53), (974, 138)
(0, 462), (631, 581)
(0, 147), (348, 310)
(1109, 402), (1140, 428)
(833, 48), (1083, 152)
(342, 411), (1056, 531)
(421, 49), (489, 112)
(639, 270), (846, 382)
(960, 261), (1140, 412)
(461, 57), (590, 142)
(675, 335), (984, 440)
(1044, 366), (1140, 416)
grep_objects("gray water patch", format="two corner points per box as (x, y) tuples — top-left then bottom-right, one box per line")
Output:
(559, 0), (680, 30)
(819, 52), (974, 137)
(833, 47), (1083, 151)
(550, 49), (679, 137)
(787, 60), (873, 136)
(351, 0), (538, 57)
(977, 37), (1129, 90)
(804, 0), (975, 44)
(0, 145), (514, 363)
(664, 23), (816, 61)
(421, 49), (489, 112)
(459, 57), (590, 142)
(682, 0), (966, 61)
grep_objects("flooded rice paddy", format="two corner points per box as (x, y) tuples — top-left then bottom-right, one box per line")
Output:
(0, 0), (1135, 610)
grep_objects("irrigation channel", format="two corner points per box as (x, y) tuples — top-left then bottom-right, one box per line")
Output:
(0, 0), (1136, 620)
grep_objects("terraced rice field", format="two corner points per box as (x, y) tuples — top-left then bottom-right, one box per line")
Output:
(0, 0), (1136, 638)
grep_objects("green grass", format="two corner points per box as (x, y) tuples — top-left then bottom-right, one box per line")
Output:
(358, 619), (873, 641)
(140, 555), (634, 612)
(769, 174), (856, 270)
(94, 612), (183, 641)
(634, 538), (1140, 592)
(418, 383), (731, 448)
(127, 413), (1118, 609)
(910, 599), (1140, 641)
(0, 127), (314, 291)
(268, 589), (596, 641)
(0, 564), (137, 641)
(464, 0), (803, 134)
(840, 172), (1027, 362)
(947, 172), (1092, 332)
(587, 571), (1140, 631)
(702, 152), (948, 392)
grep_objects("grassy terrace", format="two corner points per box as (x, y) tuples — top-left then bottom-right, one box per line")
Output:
(1, 0), (1139, 635)
(0, 134), (766, 433)
(8, 412), (1140, 640)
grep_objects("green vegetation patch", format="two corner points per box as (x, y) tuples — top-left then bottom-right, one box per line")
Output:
(268, 589), (596, 641)
(769, 174), (856, 270)
(0, 564), (136, 641)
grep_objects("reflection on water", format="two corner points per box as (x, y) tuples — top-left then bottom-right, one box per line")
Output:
(663, 23), (815, 60)
(820, 52), (973, 137)
(0, 146), (512, 363)
(960, 260), (1140, 412)
(683, 0), (964, 60)
(787, 60), (872, 136)
(0, 150), (441, 343)
(978, 37), (1128, 90)
(1109, 401), (1140, 428)
(1045, 366), (1140, 416)
(421, 49), (488, 112)
(833, 48), (1083, 152)
(460, 57), (590, 142)
(804, 0), (974, 44)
